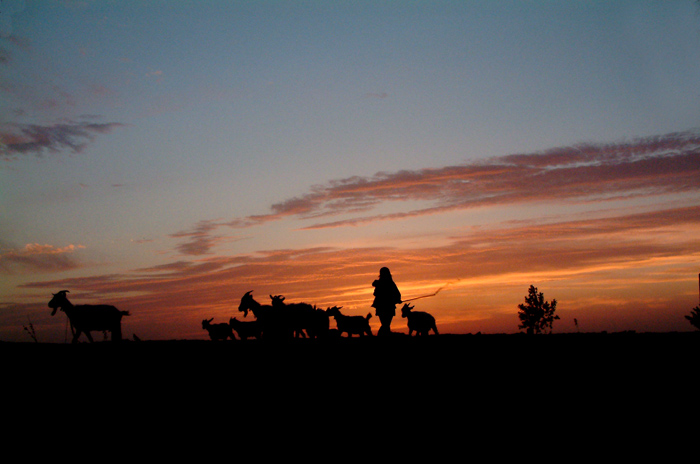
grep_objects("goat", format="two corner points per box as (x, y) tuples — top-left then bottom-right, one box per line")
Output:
(270, 294), (318, 338)
(401, 303), (439, 336)
(48, 290), (130, 343)
(229, 317), (262, 341)
(202, 318), (235, 341)
(308, 305), (331, 339)
(238, 290), (292, 339)
(326, 306), (373, 337)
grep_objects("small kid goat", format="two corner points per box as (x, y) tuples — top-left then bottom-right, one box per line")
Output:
(327, 306), (373, 337)
(401, 303), (439, 336)
(202, 318), (235, 341)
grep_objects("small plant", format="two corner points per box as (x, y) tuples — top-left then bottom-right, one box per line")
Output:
(23, 317), (38, 343)
(685, 306), (700, 331)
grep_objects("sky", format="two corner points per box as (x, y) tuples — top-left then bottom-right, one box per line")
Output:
(1, 0), (699, 343)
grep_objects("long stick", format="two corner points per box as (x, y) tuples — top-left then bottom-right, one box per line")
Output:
(402, 280), (459, 302)
(402, 292), (440, 302)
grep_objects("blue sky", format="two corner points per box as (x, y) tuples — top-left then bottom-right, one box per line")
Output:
(1, 1), (699, 342)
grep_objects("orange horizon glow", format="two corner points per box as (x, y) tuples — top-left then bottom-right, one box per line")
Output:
(3, 199), (699, 342)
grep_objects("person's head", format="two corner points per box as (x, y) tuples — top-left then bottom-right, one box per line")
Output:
(379, 267), (392, 279)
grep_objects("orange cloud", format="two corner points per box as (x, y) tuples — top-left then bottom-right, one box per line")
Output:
(0, 243), (86, 274)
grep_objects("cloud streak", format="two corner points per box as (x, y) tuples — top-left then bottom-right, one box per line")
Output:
(0, 121), (125, 158)
(0, 243), (85, 274)
(170, 220), (228, 256)
(167, 130), (700, 256)
(226, 130), (700, 230)
(28, 207), (700, 297)
(175, 130), (700, 251)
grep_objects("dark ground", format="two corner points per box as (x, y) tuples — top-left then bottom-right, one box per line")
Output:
(4, 332), (695, 444)
(5, 331), (696, 385)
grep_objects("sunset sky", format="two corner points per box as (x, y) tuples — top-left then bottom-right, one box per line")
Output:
(2, 0), (699, 343)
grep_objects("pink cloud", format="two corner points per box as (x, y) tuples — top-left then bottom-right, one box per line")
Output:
(224, 130), (700, 230)
(0, 243), (86, 274)
(169, 220), (248, 256)
(167, 130), (700, 256)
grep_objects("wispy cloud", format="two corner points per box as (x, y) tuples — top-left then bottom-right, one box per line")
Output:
(170, 219), (248, 256)
(0, 243), (86, 274)
(228, 130), (700, 230)
(25, 206), (700, 304)
(170, 220), (224, 256)
(167, 130), (700, 255)
(0, 121), (125, 158)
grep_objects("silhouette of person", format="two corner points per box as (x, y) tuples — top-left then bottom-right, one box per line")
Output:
(372, 267), (402, 336)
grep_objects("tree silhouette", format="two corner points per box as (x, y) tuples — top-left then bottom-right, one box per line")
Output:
(685, 306), (700, 331)
(518, 285), (559, 334)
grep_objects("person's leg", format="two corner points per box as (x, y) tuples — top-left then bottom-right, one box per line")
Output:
(378, 314), (393, 335)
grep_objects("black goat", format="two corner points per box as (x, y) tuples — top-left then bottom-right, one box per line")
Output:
(48, 290), (129, 343)
(270, 294), (318, 338)
(307, 305), (331, 339)
(327, 306), (373, 337)
(229, 317), (262, 341)
(202, 318), (235, 341)
(238, 291), (292, 339)
(401, 303), (439, 336)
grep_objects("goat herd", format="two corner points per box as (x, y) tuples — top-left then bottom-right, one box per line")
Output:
(205, 291), (439, 341)
(48, 289), (439, 343)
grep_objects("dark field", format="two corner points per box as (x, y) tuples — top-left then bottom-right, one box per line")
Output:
(6, 332), (691, 457)
(4, 331), (695, 424)
(4, 331), (696, 440)
(5, 331), (696, 384)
